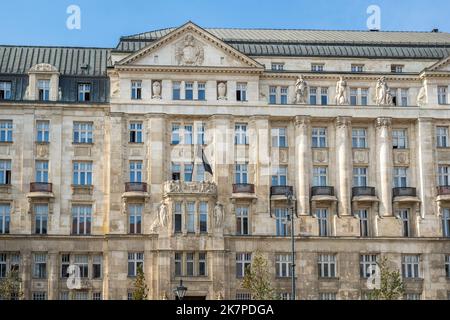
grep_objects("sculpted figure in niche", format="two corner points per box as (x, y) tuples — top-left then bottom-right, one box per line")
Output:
(335, 77), (348, 105)
(158, 202), (168, 228)
(417, 85), (427, 106)
(375, 76), (394, 106)
(214, 202), (224, 228)
(152, 80), (162, 99)
(295, 75), (308, 104)
(217, 82), (227, 100)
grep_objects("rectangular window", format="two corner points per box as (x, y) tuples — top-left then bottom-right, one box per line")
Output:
(310, 87), (317, 105)
(271, 63), (284, 71)
(0, 120), (13, 142)
(36, 121), (50, 143)
(174, 202), (182, 233)
(438, 166), (450, 186)
(351, 65), (364, 73)
(61, 254), (70, 278)
(10, 253), (19, 273)
(392, 129), (408, 149)
(35, 161), (49, 183)
(78, 83), (91, 102)
(361, 89), (369, 106)
(34, 204), (48, 235)
(172, 82), (181, 100)
(360, 254), (378, 278)
(71, 205), (92, 235)
(235, 163), (248, 184)
(236, 83), (247, 102)
(186, 202), (195, 233)
(405, 293), (421, 300)
(271, 166), (287, 186)
(199, 202), (208, 234)
(272, 128), (287, 148)
(312, 128), (327, 148)
(184, 163), (193, 182)
(280, 87), (288, 105)
(131, 81), (142, 100)
(393, 167), (408, 188)
(275, 208), (290, 237)
(38, 80), (50, 101)
(269, 86), (277, 104)
(353, 167), (368, 187)
(275, 254), (292, 278)
(437, 127), (449, 148)
(352, 129), (367, 148)
(319, 293), (337, 300)
(318, 254), (336, 278)
(198, 83), (206, 101)
(171, 123), (180, 145)
(236, 207), (249, 236)
(198, 252), (207, 276)
(184, 125), (193, 145)
(174, 252), (182, 276)
(350, 88), (358, 106)
(73, 162), (93, 186)
(129, 161), (143, 183)
(317, 209), (329, 237)
(236, 293), (252, 300)
(0, 82), (12, 100)
(74, 255), (89, 278)
(0, 204), (10, 234)
(313, 167), (328, 187)
(129, 204), (143, 235)
(0, 160), (11, 185)
(400, 89), (408, 107)
(358, 209), (369, 237)
(236, 253), (252, 278)
(32, 292), (47, 300)
(195, 164), (205, 182)
(128, 252), (144, 277)
(33, 253), (47, 279)
(185, 82), (194, 100)
(321, 88), (328, 105)
(196, 123), (205, 145)
(443, 209), (450, 238)
(93, 255), (102, 279)
(445, 255), (450, 278)
(311, 64), (324, 72)
(391, 65), (404, 73)
(235, 124), (248, 145)
(186, 253), (194, 276)
(93, 292), (102, 300)
(0, 254), (6, 278)
(402, 255), (420, 279)
(438, 86), (448, 105)
(73, 122), (93, 144)
(399, 209), (411, 237)
(129, 122), (143, 143)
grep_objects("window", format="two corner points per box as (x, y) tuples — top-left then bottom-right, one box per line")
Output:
(357, 210), (369, 237)
(33, 253), (47, 279)
(0, 121), (13, 142)
(127, 292), (133, 300)
(393, 167), (408, 188)
(32, 292), (47, 300)
(74, 291), (89, 300)
(438, 166), (450, 186)
(235, 123), (248, 145)
(236, 83), (247, 101)
(184, 125), (193, 145)
(311, 64), (324, 72)
(235, 163), (248, 184)
(313, 167), (328, 187)
(129, 204), (143, 234)
(0, 254), (6, 278)
(236, 293), (252, 300)
(269, 87), (288, 105)
(171, 162), (179, 182)
(352, 129), (367, 148)
(174, 202), (182, 233)
(61, 254), (70, 278)
(198, 252), (207, 276)
(184, 163), (193, 182)
(271, 166), (287, 186)
(34, 204), (48, 235)
(405, 293), (421, 300)
(275, 208), (290, 237)
(400, 89), (409, 107)
(38, 80), (50, 101)
(312, 128), (327, 148)
(438, 86), (448, 105)
(93, 255), (102, 279)
(172, 82), (181, 100)
(269, 86), (277, 104)
(129, 161), (142, 183)
(271, 63), (284, 71)
(174, 252), (207, 277)
(351, 64), (364, 73)
(319, 293), (337, 300)
(437, 127), (449, 148)
(0, 160), (11, 185)
(236, 207), (249, 235)
(186, 253), (194, 276)
(392, 129), (407, 149)
(272, 128), (287, 148)
(279, 293), (291, 300)
(0, 253), (19, 278)
(72, 205), (92, 235)
(128, 252), (144, 277)
(185, 82), (194, 100)
(198, 83), (206, 101)
(398, 209), (411, 237)
(131, 81), (142, 100)
(93, 292), (102, 300)
(35, 161), (49, 183)
(186, 202), (195, 233)
(442, 209), (450, 238)
(391, 64), (404, 73)
(199, 202), (208, 234)
(402, 255), (420, 279)
(73, 122), (93, 144)
(36, 121), (50, 143)
(353, 167), (368, 187)
(318, 254), (336, 278)
(174, 252), (182, 276)
(59, 291), (69, 300)
(236, 253), (251, 278)
(445, 255), (450, 278)
(195, 164), (205, 182)
(78, 83), (91, 102)
(275, 254), (292, 278)
(317, 209), (329, 237)
(310, 87), (317, 105)
(0, 204), (10, 234)
(129, 122), (143, 143)
(350, 88), (358, 106)
(321, 88), (328, 105)
(360, 254), (378, 278)
(281, 87), (288, 104)
(361, 89), (369, 106)
(73, 162), (93, 186)
(74, 255), (89, 278)
(0, 82), (12, 100)
(171, 123), (180, 145)
(196, 123), (205, 145)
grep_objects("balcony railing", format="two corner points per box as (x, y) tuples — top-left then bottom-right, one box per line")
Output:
(125, 182), (148, 193)
(311, 186), (335, 197)
(30, 182), (52, 193)
(437, 186), (450, 196)
(270, 186), (294, 196)
(352, 186), (376, 197)
(392, 187), (417, 198)
(233, 184), (255, 194)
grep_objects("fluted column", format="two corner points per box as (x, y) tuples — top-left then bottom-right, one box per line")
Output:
(376, 118), (393, 216)
(335, 117), (353, 216)
(295, 116), (311, 215)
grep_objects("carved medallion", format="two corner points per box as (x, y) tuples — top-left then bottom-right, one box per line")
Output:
(175, 34), (204, 66)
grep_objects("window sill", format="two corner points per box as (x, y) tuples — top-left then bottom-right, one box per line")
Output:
(129, 142), (144, 145)
(318, 277), (340, 281)
(0, 141), (13, 145)
(35, 141), (50, 145)
(72, 143), (94, 146)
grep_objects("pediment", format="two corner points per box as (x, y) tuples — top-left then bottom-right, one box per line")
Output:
(116, 22), (264, 70)
(426, 56), (450, 72)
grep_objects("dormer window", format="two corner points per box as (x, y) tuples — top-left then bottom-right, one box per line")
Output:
(78, 84), (91, 102)
(38, 80), (50, 101)
(0, 82), (12, 100)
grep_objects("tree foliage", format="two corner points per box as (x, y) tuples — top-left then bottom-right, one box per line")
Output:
(368, 257), (405, 300)
(132, 265), (149, 300)
(241, 251), (276, 300)
(0, 270), (23, 300)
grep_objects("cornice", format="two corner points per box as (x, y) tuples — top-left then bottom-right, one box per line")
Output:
(114, 65), (263, 74)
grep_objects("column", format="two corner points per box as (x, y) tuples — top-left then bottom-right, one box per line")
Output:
(376, 117), (393, 216)
(47, 252), (58, 300)
(295, 116), (311, 215)
(335, 117), (352, 216)
(417, 118), (435, 218)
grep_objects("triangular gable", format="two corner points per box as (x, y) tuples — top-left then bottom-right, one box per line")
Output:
(116, 21), (264, 69)
(426, 55), (450, 72)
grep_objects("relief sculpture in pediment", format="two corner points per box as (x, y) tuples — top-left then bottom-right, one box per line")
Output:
(175, 34), (205, 66)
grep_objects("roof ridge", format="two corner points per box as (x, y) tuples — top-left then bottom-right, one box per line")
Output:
(0, 44), (112, 50)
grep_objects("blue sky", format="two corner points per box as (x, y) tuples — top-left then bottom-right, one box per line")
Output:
(0, 0), (449, 47)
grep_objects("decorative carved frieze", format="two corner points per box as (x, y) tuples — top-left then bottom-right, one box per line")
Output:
(353, 149), (369, 165)
(36, 143), (49, 159)
(163, 181), (217, 196)
(313, 149), (328, 164)
(393, 150), (410, 166)
(375, 117), (392, 129)
(74, 146), (92, 157)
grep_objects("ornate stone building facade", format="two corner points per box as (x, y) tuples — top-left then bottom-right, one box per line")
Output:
(1, 22), (450, 300)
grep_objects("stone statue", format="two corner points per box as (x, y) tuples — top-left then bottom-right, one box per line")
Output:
(158, 202), (168, 228)
(175, 34), (204, 66)
(295, 75), (308, 104)
(376, 77), (394, 106)
(110, 76), (120, 98)
(214, 202), (224, 228)
(335, 77), (348, 105)
(217, 82), (227, 100)
(152, 81), (162, 99)
(58, 87), (62, 101)
(417, 85), (427, 106)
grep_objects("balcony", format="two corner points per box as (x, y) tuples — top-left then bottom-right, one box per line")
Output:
(392, 187), (420, 204)
(164, 180), (217, 197)
(232, 184), (257, 200)
(27, 182), (54, 198)
(352, 187), (378, 203)
(436, 186), (450, 202)
(123, 182), (149, 198)
(311, 186), (337, 203)
(270, 186), (294, 201)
